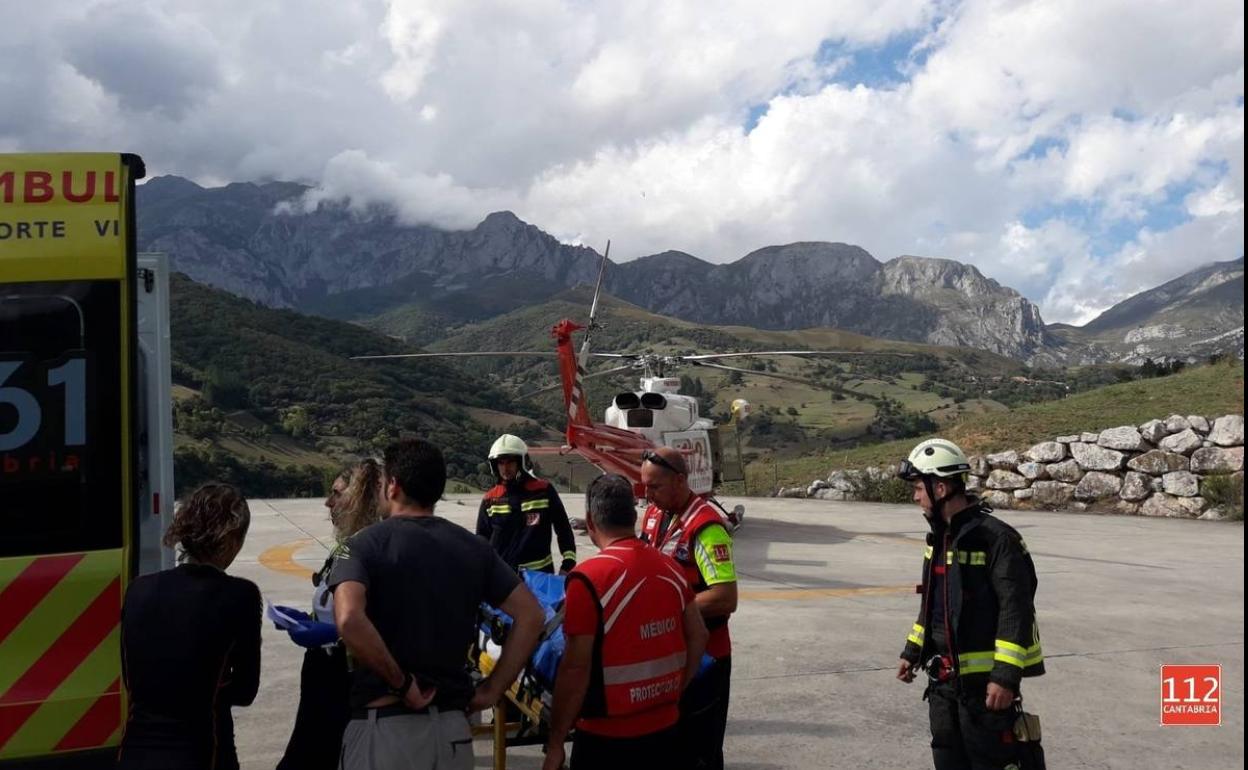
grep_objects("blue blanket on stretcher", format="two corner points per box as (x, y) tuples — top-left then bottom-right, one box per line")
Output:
(480, 570), (567, 687)
(480, 569), (712, 692)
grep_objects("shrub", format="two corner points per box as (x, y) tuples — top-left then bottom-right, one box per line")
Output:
(1202, 474), (1245, 520)
(849, 472), (913, 504)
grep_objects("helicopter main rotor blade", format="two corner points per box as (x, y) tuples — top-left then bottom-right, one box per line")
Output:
(586, 240), (610, 331)
(688, 359), (873, 396)
(352, 351), (633, 361)
(679, 350), (909, 361)
(688, 360), (881, 401)
(687, 360), (826, 385)
(351, 351), (559, 361)
(520, 363), (635, 398)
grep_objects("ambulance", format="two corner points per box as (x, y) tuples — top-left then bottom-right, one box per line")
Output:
(1, 153), (174, 768)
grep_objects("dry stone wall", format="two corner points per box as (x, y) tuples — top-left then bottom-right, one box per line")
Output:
(792, 414), (1244, 520)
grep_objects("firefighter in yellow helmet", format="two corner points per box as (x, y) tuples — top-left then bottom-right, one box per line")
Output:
(896, 438), (1046, 770)
(476, 434), (577, 574)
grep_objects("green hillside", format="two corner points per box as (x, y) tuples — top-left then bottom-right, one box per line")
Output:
(168, 277), (1240, 500)
(744, 359), (1245, 492)
(378, 289), (1148, 457)
(169, 274), (547, 496)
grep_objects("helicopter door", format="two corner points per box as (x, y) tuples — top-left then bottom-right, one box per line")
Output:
(711, 424), (745, 484)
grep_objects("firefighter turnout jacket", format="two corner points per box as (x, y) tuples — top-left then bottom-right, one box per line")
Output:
(564, 538), (694, 738)
(476, 475), (577, 573)
(640, 495), (736, 659)
(900, 502), (1045, 692)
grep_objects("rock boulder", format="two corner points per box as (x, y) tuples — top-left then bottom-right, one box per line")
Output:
(1075, 472), (1123, 500)
(1098, 426), (1146, 451)
(1162, 471), (1201, 497)
(1190, 447), (1244, 474)
(1070, 442), (1125, 471)
(1159, 429), (1202, 455)
(1030, 481), (1075, 508)
(1025, 442), (1066, 463)
(1127, 450), (1189, 475)
(1209, 415), (1244, 447)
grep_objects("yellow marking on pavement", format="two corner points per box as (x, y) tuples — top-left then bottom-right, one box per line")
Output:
(740, 584), (914, 601)
(259, 535), (914, 599)
(258, 538), (319, 579)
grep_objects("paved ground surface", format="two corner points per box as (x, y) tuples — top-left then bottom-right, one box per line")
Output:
(229, 495), (1244, 770)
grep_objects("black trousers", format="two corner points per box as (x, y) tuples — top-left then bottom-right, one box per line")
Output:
(678, 656), (731, 770)
(926, 680), (1021, 770)
(276, 644), (351, 770)
(571, 726), (680, 770)
(117, 746), (237, 770)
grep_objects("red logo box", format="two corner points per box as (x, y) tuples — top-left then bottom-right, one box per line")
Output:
(1161, 665), (1221, 726)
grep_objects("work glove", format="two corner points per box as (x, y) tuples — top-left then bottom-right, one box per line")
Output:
(694, 653), (716, 680)
(288, 620), (339, 649)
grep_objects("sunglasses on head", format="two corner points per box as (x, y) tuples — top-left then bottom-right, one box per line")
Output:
(641, 449), (683, 475)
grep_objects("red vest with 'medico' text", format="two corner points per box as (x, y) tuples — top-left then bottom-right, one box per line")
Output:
(568, 538), (692, 738)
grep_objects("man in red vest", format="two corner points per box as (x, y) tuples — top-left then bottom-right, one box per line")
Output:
(638, 447), (738, 770)
(543, 474), (709, 770)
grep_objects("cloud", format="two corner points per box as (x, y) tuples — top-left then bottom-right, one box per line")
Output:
(1042, 212), (1244, 325)
(284, 149), (513, 230)
(0, 0), (1241, 326)
(61, 4), (223, 118)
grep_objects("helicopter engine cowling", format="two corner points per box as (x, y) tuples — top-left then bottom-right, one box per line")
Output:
(605, 389), (704, 447)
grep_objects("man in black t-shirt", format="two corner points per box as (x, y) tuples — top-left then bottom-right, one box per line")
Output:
(329, 439), (544, 770)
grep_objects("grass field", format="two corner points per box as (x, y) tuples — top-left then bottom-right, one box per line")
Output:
(742, 360), (1245, 492)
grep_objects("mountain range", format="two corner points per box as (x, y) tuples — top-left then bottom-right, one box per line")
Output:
(136, 176), (1244, 365)
(1049, 257), (1244, 364)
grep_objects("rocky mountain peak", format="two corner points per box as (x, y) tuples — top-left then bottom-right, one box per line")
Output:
(1056, 256), (1245, 364)
(140, 175), (204, 200)
(738, 242), (879, 280)
(880, 256), (1013, 297)
(137, 177), (1241, 364)
(477, 210), (527, 232)
(631, 250), (710, 268)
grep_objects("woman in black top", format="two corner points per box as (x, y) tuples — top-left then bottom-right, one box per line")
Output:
(275, 459), (382, 770)
(118, 483), (261, 770)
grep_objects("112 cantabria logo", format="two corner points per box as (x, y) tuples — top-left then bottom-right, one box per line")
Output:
(1160, 665), (1222, 726)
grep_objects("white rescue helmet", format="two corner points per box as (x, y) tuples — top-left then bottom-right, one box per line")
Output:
(898, 438), (971, 481)
(488, 434), (534, 477)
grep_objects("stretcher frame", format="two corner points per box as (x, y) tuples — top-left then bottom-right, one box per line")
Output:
(470, 644), (554, 770)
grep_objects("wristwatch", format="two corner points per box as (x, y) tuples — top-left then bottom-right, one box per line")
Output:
(388, 671), (414, 698)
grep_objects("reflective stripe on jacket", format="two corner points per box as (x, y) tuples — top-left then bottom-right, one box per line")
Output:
(640, 496), (733, 658)
(475, 476), (576, 573)
(900, 502), (1045, 691)
(571, 539), (689, 736)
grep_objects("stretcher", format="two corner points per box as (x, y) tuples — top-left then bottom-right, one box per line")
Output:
(470, 569), (715, 769)
(469, 570), (567, 770)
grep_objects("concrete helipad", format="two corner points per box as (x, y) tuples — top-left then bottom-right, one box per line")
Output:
(227, 495), (1244, 770)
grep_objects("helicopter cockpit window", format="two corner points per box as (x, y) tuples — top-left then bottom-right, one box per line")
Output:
(640, 393), (667, 410)
(614, 393), (641, 410)
(626, 409), (654, 428)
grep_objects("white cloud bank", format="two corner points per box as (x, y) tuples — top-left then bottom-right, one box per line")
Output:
(2, 0), (1241, 323)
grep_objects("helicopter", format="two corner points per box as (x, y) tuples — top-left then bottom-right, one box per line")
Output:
(354, 243), (900, 507)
